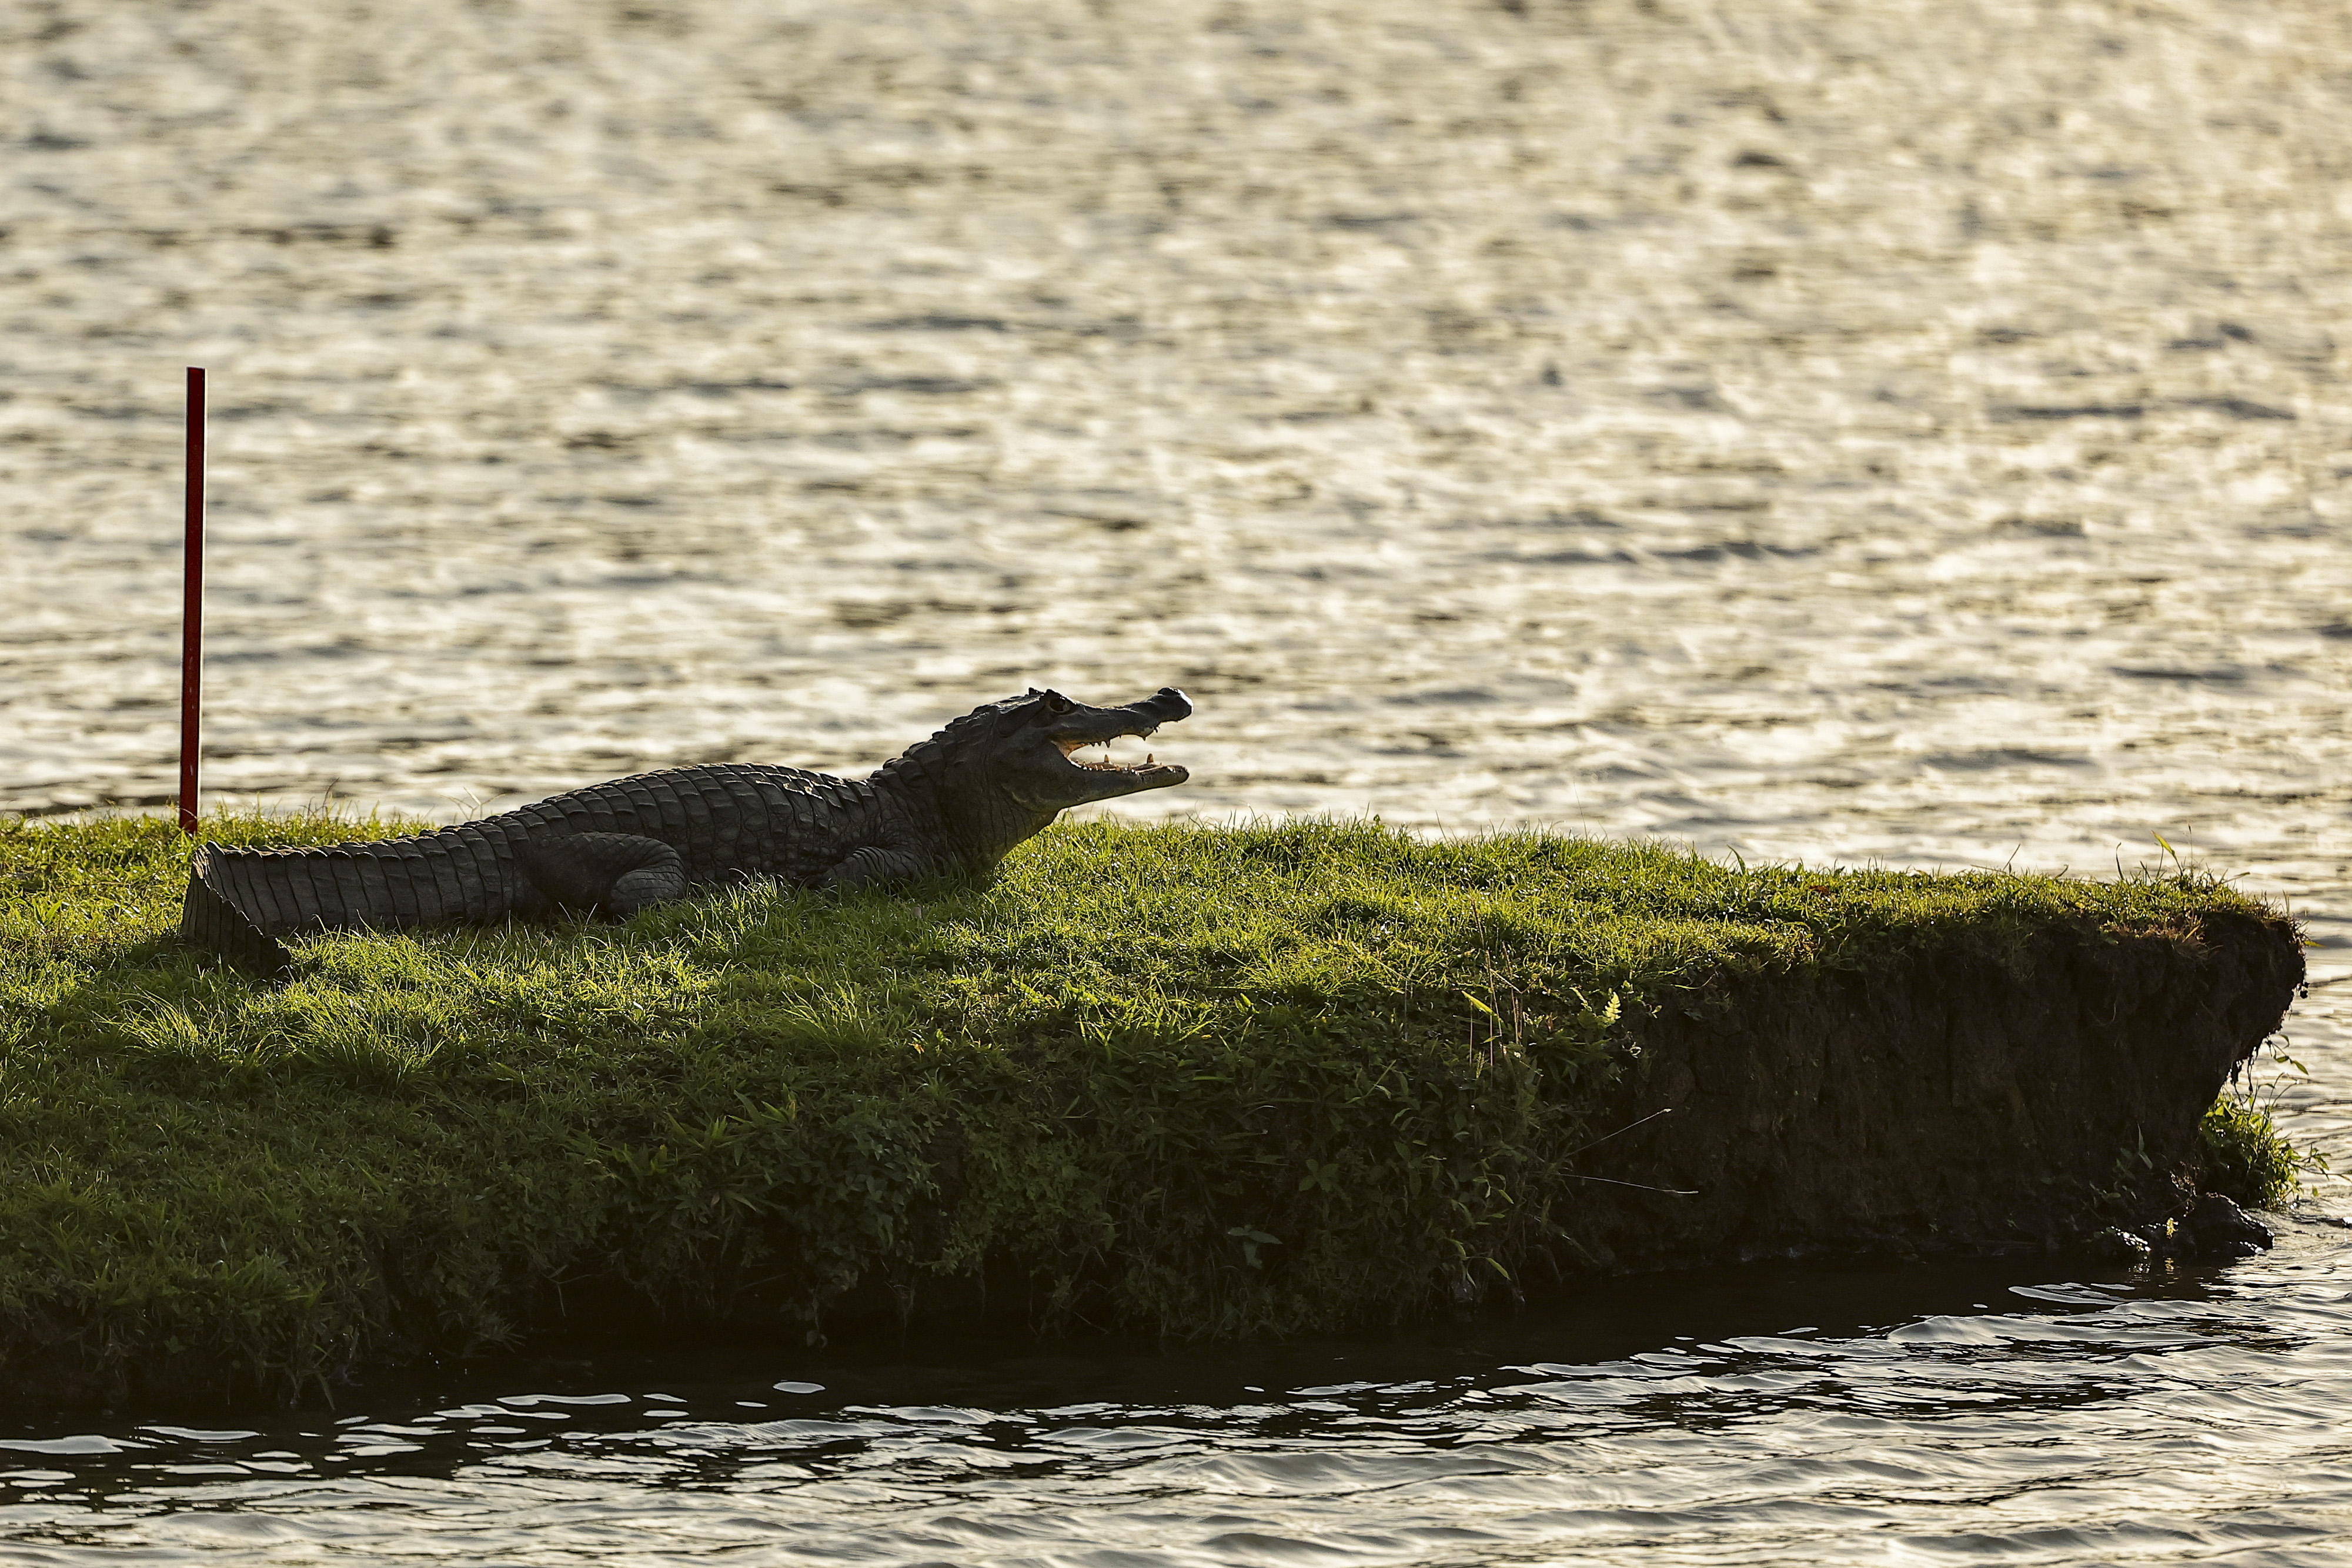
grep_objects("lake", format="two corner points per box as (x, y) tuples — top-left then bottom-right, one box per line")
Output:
(4, 0), (2351, 1559)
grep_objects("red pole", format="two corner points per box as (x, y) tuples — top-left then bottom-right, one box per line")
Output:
(178, 366), (205, 834)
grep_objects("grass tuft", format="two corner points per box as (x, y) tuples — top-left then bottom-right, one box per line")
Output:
(2198, 1047), (2329, 1212)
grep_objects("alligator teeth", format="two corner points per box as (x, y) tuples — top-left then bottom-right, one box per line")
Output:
(1061, 735), (1167, 770)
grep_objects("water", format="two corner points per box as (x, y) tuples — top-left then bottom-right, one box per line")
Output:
(7, 1256), (2352, 1564)
(6, 0), (2352, 1558)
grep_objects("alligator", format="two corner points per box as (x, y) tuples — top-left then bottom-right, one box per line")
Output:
(181, 686), (1192, 976)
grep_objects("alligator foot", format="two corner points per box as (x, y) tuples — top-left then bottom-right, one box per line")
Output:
(517, 833), (688, 918)
(823, 845), (930, 890)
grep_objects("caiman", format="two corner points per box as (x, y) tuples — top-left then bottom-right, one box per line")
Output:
(181, 686), (1192, 975)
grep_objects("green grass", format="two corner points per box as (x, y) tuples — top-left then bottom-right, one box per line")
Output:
(0, 811), (2293, 1401)
(2199, 1056), (2329, 1212)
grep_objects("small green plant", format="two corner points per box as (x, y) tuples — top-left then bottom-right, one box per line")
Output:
(2200, 1044), (2330, 1211)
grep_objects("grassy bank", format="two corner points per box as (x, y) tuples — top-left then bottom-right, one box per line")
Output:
(0, 812), (2303, 1403)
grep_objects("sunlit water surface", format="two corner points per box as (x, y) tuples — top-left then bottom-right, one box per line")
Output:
(6, 0), (2352, 1559)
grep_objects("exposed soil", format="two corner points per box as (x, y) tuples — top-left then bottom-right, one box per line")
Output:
(1558, 911), (2306, 1278)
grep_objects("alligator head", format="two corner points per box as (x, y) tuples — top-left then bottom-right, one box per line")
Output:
(883, 686), (1194, 868)
(1004, 685), (1192, 810)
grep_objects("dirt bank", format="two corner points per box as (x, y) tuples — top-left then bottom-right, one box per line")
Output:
(1558, 912), (2303, 1278)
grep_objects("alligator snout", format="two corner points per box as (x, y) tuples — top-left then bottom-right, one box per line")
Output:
(1128, 687), (1192, 727)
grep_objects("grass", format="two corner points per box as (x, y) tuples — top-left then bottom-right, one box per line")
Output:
(0, 810), (2298, 1402)
(2199, 1048), (2330, 1212)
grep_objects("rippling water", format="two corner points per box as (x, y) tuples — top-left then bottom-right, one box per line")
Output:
(8, 1255), (2352, 1565)
(8, 0), (2352, 1558)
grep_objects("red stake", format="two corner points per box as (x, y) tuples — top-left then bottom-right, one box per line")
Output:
(178, 366), (205, 834)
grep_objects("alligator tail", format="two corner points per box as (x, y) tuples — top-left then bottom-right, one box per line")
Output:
(179, 831), (505, 975)
(181, 847), (293, 977)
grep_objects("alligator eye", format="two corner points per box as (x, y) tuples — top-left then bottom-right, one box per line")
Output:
(1043, 691), (1073, 714)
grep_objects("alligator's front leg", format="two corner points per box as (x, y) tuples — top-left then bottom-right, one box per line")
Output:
(517, 832), (688, 917)
(820, 845), (932, 891)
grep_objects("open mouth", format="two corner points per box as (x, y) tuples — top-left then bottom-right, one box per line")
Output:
(1055, 735), (1175, 773)
(1035, 687), (1191, 793)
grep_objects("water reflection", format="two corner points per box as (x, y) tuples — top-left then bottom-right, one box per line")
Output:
(5, 1248), (2351, 1564)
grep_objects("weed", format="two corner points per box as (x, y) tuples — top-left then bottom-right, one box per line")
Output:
(2201, 1040), (2330, 1210)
